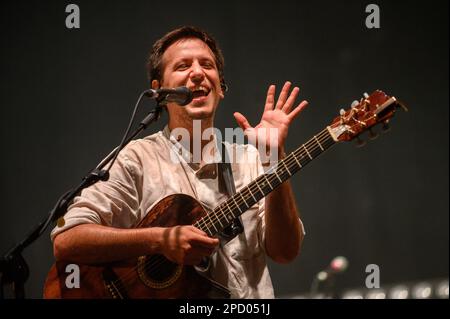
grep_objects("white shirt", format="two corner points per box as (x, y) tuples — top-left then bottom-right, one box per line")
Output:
(51, 126), (277, 298)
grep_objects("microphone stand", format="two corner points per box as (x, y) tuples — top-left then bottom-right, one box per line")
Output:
(310, 271), (344, 299)
(310, 273), (327, 299)
(0, 92), (163, 299)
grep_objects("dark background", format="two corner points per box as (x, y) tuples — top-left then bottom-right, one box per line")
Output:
(0, 0), (448, 298)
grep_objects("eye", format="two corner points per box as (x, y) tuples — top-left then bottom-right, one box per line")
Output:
(175, 63), (189, 71)
(201, 61), (214, 69)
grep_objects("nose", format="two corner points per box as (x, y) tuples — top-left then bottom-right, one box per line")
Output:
(189, 62), (205, 83)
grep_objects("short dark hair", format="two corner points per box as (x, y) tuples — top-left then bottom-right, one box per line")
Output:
(146, 26), (225, 88)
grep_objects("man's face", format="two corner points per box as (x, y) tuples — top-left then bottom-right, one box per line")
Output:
(154, 38), (224, 122)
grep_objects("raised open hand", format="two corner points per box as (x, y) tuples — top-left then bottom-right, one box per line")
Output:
(233, 81), (308, 159)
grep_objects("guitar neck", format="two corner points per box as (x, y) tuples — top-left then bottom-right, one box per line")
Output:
(194, 127), (336, 236)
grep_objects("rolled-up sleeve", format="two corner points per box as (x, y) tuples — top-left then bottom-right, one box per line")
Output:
(50, 149), (142, 241)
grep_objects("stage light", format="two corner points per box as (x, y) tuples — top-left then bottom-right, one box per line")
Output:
(388, 285), (409, 299)
(435, 280), (449, 299)
(291, 277), (448, 299)
(341, 290), (364, 299)
(412, 282), (433, 299)
(289, 294), (308, 299)
(366, 289), (386, 299)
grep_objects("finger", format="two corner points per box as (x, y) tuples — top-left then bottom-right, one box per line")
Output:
(264, 85), (276, 111)
(287, 100), (309, 122)
(282, 87), (300, 113)
(275, 81), (291, 109)
(233, 112), (252, 131)
(188, 227), (219, 246)
(190, 234), (220, 247)
(189, 225), (208, 237)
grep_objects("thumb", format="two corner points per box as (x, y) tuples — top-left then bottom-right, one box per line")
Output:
(233, 112), (252, 131)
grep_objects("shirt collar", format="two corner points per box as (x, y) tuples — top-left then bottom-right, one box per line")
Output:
(162, 125), (221, 176)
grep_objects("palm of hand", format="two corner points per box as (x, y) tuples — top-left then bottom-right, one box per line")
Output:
(233, 81), (308, 152)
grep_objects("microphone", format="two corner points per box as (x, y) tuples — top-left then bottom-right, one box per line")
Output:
(316, 256), (349, 281)
(144, 86), (193, 106)
(310, 256), (349, 298)
(316, 256), (348, 281)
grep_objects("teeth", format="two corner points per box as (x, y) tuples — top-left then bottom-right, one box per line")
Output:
(191, 86), (209, 99)
(192, 86), (208, 93)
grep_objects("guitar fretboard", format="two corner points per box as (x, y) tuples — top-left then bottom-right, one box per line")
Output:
(193, 127), (336, 236)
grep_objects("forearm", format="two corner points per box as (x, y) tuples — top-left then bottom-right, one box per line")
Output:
(264, 153), (304, 263)
(53, 224), (164, 264)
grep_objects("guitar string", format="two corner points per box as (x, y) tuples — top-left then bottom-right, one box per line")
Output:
(108, 128), (335, 288)
(107, 129), (334, 288)
(132, 131), (335, 283)
(194, 129), (333, 234)
(114, 104), (392, 288)
(108, 129), (334, 288)
(189, 129), (330, 233)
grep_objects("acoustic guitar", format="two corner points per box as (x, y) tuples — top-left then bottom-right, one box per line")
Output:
(43, 90), (407, 298)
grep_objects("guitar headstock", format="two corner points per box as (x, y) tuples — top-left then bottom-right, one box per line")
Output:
(327, 90), (407, 145)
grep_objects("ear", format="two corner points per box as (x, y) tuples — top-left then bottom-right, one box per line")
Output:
(219, 83), (227, 99)
(151, 80), (160, 89)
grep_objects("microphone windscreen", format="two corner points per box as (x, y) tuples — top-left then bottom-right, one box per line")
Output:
(330, 256), (349, 273)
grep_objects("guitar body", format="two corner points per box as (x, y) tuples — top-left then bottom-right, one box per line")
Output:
(43, 194), (229, 299)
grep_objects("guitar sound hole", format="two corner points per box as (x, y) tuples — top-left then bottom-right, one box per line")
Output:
(146, 255), (177, 280)
(137, 254), (182, 289)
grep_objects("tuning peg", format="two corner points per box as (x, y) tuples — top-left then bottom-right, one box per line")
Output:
(363, 92), (369, 98)
(355, 136), (366, 148)
(368, 128), (379, 140)
(351, 100), (359, 108)
(381, 120), (390, 133)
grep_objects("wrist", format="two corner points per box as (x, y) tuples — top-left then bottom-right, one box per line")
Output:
(146, 227), (165, 255)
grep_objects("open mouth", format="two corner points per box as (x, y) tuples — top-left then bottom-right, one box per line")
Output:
(191, 87), (210, 100)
